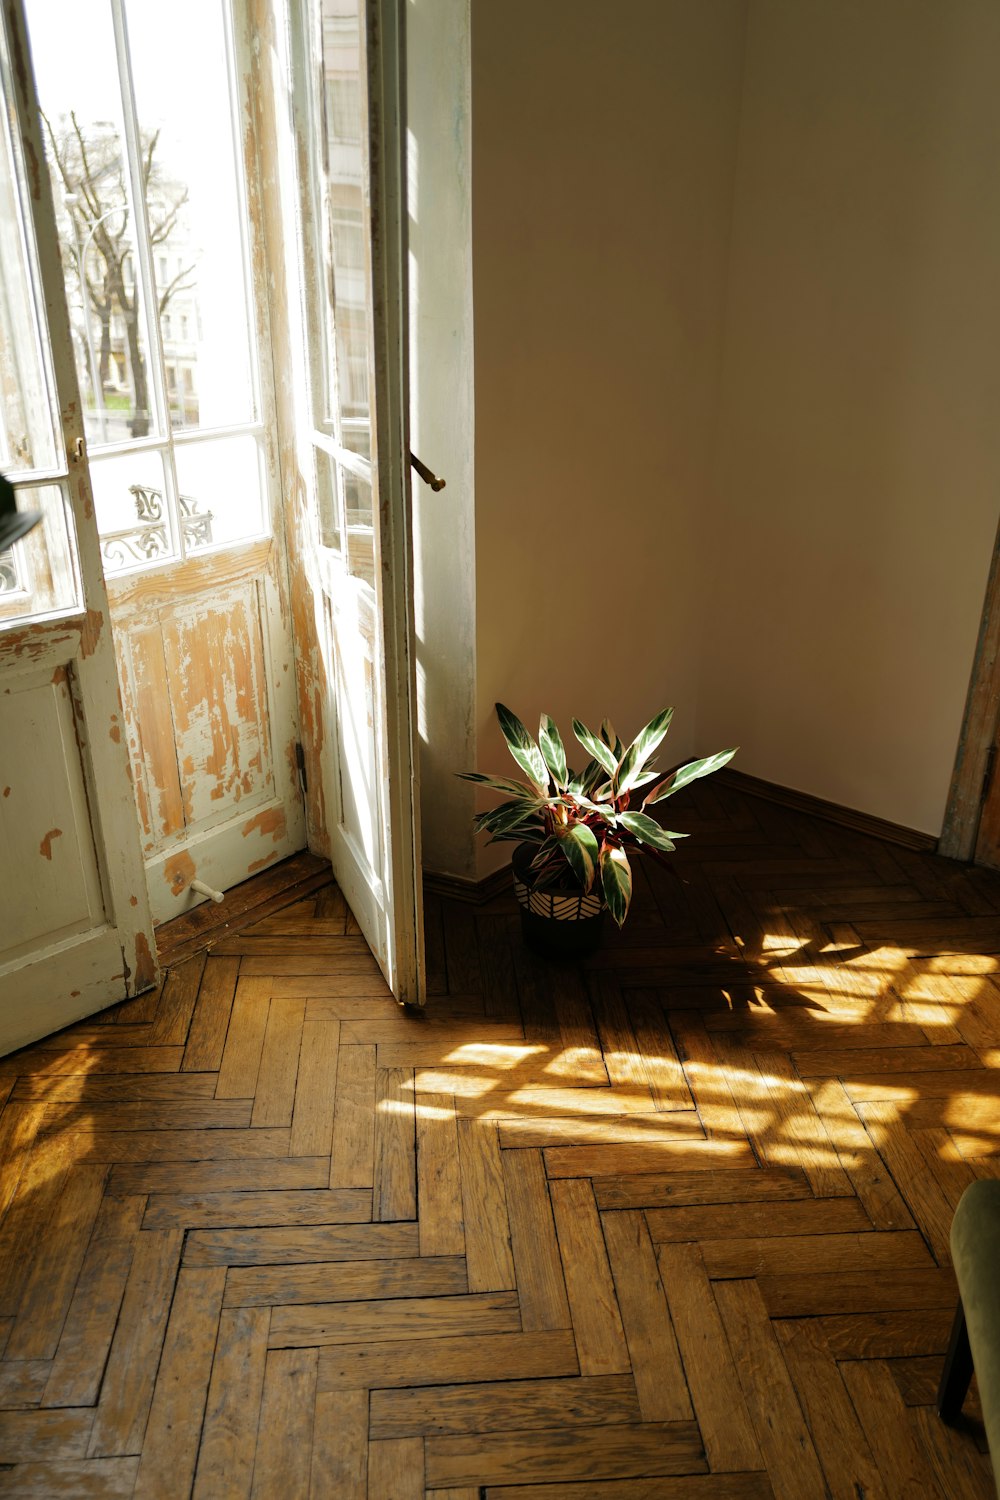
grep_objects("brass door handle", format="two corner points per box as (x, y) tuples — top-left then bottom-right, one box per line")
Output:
(409, 453), (446, 492)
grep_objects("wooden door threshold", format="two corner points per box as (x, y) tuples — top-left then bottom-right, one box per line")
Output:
(154, 849), (332, 966)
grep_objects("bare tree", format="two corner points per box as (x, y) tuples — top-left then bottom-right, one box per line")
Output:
(42, 111), (196, 438)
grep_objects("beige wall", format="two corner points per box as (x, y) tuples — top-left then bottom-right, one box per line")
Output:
(471, 0), (747, 874)
(697, 0), (1000, 834)
(420, 0), (1000, 880)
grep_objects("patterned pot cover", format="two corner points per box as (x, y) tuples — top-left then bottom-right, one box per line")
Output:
(512, 845), (605, 922)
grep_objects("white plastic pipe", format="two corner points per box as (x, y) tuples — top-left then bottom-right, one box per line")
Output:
(190, 879), (225, 904)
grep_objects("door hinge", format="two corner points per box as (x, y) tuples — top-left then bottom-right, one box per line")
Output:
(295, 741), (308, 800)
(983, 745), (997, 804)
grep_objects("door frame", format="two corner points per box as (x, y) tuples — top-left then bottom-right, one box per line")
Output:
(255, 0), (425, 1004)
(362, 0), (424, 1002)
(0, 0), (158, 1050)
(940, 510), (1000, 860)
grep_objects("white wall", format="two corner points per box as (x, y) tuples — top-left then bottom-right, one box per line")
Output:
(471, 0), (748, 875)
(697, 0), (1000, 834)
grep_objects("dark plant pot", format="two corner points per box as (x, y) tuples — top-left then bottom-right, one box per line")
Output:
(511, 842), (606, 959)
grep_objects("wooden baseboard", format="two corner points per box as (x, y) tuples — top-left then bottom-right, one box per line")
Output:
(715, 769), (938, 854)
(424, 774), (938, 905)
(423, 863), (512, 905)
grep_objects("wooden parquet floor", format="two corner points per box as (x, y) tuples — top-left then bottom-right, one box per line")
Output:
(1, 783), (1000, 1497)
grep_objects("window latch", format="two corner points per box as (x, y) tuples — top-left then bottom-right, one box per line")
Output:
(409, 452), (446, 492)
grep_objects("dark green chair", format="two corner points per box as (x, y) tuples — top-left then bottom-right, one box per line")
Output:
(938, 1179), (1000, 1493)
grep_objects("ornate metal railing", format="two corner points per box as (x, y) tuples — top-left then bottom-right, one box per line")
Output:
(100, 483), (214, 571)
(0, 482), (215, 591)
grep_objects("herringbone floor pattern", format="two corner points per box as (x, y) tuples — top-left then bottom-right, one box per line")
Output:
(1, 782), (999, 1497)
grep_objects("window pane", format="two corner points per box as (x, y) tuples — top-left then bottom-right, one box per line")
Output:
(0, 48), (57, 473)
(174, 435), (265, 554)
(316, 449), (342, 553)
(344, 468), (374, 587)
(321, 0), (371, 459)
(26, 0), (158, 447)
(0, 484), (81, 622)
(91, 449), (174, 575)
(125, 0), (256, 432)
(314, 452), (371, 582)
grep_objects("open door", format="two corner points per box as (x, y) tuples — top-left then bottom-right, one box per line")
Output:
(20, 0), (306, 925)
(276, 0), (424, 1003)
(0, 0), (157, 1054)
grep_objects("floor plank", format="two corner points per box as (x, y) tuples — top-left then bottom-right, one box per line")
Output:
(132, 1266), (226, 1498)
(713, 1278), (827, 1500)
(192, 1308), (269, 1500)
(42, 1196), (145, 1408)
(602, 1209), (692, 1422)
(656, 1242), (761, 1472)
(549, 1178), (630, 1377)
(502, 1148), (571, 1332)
(423, 1423), (706, 1488)
(368, 1374), (640, 1439)
(455, 1119), (516, 1292)
(86, 1230), (183, 1458)
(249, 1349), (317, 1499)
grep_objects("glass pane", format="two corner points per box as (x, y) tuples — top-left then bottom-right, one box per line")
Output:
(91, 448), (173, 575)
(344, 468), (374, 586)
(0, 50), (57, 473)
(314, 453), (372, 581)
(0, 484), (81, 622)
(316, 449), (342, 553)
(26, 0), (158, 446)
(321, 0), (371, 458)
(174, 435), (265, 554)
(126, 0), (256, 432)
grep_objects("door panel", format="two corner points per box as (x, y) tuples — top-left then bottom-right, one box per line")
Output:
(0, 0), (157, 1054)
(326, 562), (382, 876)
(23, 0), (305, 923)
(284, 0), (424, 1003)
(1, 663), (107, 965)
(110, 540), (302, 920)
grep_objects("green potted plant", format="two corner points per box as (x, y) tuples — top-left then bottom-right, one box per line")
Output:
(461, 704), (736, 956)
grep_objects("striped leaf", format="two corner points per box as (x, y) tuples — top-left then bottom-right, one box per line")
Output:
(457, 771), (536, 800)
(601, 719), (624, 759)
(538, 714), (568, 789)
(511, 826), (546, 845)
(616, 708), (674, 796)
(496, 703), (550, 794)
(530, 835), (573, 888)
(556, 822), (599, 893)
(618, 811), (677, 852)
(600, 845), (632, 927)
(474, 799), (547, 840)
(579, 758), (609, 797)
(645, 747), (737, 803)
(572, 720), (618, 777)
(639, 772), (669, 806)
